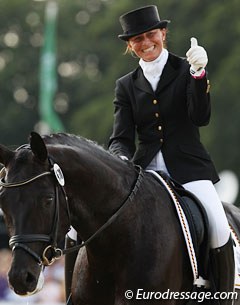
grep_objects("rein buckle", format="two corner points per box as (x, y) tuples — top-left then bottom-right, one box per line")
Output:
(42, 245), (63, 266)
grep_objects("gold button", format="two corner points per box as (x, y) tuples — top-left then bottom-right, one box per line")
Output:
(206, 79), (210, 93)
(153, 99), (158, 104)
(155, 113), (159, 118)
(158, 126), (162, 131)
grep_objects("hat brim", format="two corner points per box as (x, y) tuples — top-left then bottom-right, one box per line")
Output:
(118, 20), (170, 41)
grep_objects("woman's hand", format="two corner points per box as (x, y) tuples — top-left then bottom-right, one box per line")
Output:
(186, 37), (208, 77)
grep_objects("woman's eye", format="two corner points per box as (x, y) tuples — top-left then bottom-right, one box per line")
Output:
(134, 37), (142, 43)
(148, 32), (155, 38)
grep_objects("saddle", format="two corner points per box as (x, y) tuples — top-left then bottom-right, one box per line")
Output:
(151, 171), (210, 280)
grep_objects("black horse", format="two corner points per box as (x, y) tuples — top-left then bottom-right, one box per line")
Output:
(0, 132), (239, 304)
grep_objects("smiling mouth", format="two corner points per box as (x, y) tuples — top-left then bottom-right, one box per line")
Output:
(143, 46), (155, 53)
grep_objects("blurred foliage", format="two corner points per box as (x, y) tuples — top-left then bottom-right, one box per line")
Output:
(0, 0), (239, 201)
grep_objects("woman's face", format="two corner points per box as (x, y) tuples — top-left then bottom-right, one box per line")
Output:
(128, 28), (166, 62)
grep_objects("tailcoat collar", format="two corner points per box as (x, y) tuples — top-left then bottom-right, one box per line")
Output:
(133, 53), (182, 94)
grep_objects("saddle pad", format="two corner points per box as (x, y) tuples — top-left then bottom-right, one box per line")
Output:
(146, 170), (199, 282)
(230, 227), (240, 290)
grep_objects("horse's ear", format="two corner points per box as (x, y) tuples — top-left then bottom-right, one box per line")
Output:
(0, 144), (14, 167)
(30, 132), (48, 162)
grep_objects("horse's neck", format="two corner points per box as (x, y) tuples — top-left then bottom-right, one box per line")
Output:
(59, 149), (134, 241)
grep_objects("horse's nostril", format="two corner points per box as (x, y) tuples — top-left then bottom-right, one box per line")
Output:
(26, 271), (36, 285)
(8, 268), (38, 295)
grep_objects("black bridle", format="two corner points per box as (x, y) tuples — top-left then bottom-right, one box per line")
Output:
(0, 158), (70, 266)
(0, 159), (144, 267)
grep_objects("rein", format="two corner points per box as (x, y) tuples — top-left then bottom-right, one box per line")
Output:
(0, 162), (144, 265)
(63, 165), (144, 256)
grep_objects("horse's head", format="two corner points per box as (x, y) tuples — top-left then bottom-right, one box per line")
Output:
(0, 132), (70, 296)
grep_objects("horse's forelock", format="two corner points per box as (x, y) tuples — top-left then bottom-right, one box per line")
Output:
(10, 149), (36, 175)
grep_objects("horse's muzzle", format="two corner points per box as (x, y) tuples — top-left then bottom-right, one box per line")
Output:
(8, 255), (44, 296)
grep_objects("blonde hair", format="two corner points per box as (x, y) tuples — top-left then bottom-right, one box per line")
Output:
(124, 44), (135, 56)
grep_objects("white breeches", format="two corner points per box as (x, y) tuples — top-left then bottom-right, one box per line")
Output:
(183, 180), (230, 249)
(147, 152), (230, 249)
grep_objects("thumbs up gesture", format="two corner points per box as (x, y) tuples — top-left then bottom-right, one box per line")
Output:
(186, 37), (208, 77)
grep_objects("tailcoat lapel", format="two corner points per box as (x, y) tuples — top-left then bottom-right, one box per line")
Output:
(156, 59), (179, 93)
(133, 53), (180, 94)
(134, 68), (153, 95)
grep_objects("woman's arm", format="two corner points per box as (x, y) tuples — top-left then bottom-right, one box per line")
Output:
(108, 79), (136, 159)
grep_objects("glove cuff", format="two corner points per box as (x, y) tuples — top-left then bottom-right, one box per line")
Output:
(190, 66), (205, 77)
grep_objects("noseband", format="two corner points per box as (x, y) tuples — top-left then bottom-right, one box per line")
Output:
(0, 158), (70, 267)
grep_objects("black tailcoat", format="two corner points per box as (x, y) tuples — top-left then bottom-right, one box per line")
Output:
(108, 53), (219, 184)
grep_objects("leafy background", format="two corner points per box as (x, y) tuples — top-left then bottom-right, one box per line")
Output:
(0, 0), (239, 202)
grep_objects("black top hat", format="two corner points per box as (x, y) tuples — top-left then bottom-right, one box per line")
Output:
(118, 5), (170, 41)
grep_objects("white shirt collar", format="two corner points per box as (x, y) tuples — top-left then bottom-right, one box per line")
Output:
(139, 49), (169, 91)
(139, 48), (169, 77)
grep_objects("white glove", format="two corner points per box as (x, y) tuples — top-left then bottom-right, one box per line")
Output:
(186, 37), (208, 77)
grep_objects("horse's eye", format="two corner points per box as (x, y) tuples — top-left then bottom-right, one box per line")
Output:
(43, 196), (54, 207)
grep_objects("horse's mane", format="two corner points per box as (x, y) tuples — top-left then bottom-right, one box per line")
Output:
(12, 133), (134, 175)
(42, 133), (111, 159)
(43, 132), (96, 146)
(41, 133), (135, 174)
